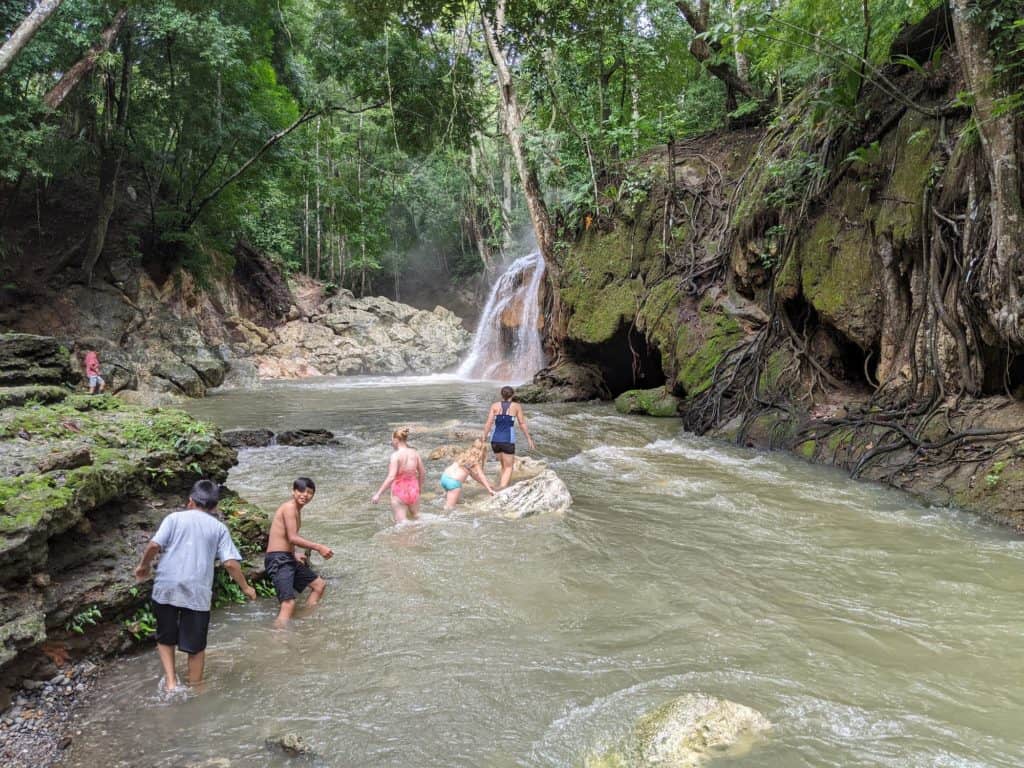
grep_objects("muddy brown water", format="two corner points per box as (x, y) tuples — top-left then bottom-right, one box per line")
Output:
(59, 378), (1024, 767)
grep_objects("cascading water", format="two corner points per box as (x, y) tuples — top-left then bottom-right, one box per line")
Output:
(458, 252), (546, 382)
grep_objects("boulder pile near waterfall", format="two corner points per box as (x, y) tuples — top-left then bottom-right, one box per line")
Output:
(230, 291), (471, 380)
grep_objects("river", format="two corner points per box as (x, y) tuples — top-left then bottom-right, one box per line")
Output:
(59, 378), (1024, 767)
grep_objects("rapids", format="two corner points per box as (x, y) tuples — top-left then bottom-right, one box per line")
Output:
(59, 379), (1024, 767)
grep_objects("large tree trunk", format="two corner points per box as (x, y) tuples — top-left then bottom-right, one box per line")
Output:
(951, 0), (1024, 347)
(81, 35), (130, 284)
(675, 0), (763, 103)
(0, 0), (64, 78)
(43, 6), (127, 110)
(479, 1), (564, 343)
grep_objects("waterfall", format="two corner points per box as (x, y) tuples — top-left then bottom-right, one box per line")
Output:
(458, 252), (546, 382)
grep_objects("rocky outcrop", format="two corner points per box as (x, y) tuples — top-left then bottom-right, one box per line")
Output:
(275, 429), (337, 447)
(0, 335), (73, 387)
(0, 341), (268, 708)
(517, 360), (611, 403)
(231, 292), (471, 378)
(590, 693), (771, 767)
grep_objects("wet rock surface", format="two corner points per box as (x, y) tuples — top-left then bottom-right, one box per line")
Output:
(589, 693), (771, 767)
(275, 429), (338, 447)
(221, 428), (275, 448)
(614, 387), (682, 417)
(517, 360), (611, 403)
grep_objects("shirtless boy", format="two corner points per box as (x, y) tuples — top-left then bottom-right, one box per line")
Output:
(264, 477), (334, 627)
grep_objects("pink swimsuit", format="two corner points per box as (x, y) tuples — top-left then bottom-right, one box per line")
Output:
(392, 472), (420, 506)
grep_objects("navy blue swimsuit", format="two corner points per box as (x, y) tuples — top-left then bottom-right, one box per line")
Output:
(491, 401), (515, 444)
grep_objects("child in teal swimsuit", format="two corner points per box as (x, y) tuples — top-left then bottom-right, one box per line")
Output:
(440, 439), (495, 511)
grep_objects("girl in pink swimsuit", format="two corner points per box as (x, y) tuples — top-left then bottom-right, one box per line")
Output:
(371, 427), (426, 523)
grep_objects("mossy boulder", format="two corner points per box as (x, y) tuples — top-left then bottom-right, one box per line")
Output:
(615, 387), (681, 417)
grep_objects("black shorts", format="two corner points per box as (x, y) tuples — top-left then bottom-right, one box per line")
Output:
(265, 551), (320, 602)
(153, 601), (211, 654)
(491, 441), (516, 455)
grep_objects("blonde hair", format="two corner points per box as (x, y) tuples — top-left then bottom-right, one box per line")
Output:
(454, 438), (486, 469)
(392, 426), (411, 443)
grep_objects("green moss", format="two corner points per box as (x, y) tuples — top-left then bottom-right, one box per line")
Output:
(799, 212), (872, 320)
(826, 428), (854, 453)
(797, 439), (817, 459)
(674, 301), (743, 396)
(0, 385), (69, 409)
(614, 387), (681, 417)
(876, 114), (936, 246)
(758, 348), (795, 396)
(636, 279), (681, 378)
(0, 474), (73, 537)
(566, 281), (641, 344)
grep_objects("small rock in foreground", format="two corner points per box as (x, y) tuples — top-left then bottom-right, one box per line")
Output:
(266, 732), (316, 758)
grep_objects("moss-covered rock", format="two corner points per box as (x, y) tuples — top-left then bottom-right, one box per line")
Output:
(675, 299), (744, 397)
(615, 387), (681, 417)
(0, 385), (266, 695)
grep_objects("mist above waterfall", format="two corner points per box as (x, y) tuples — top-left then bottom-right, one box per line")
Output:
(458, 252), (546, 383)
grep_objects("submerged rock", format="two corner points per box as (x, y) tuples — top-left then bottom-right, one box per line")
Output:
(477, 468), (572, 518)
(614, 387), (681, 418)
(266, 732), (316, 758)
(221, 428), (275, 448)
(276, 429), (337, 447)
(590, 693), (771, 767)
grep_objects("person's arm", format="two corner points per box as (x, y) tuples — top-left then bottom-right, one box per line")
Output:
(222, 559), (257, 600)
(283, 506), (333, 559)
(469, 464), (496, 495)
(417, 453), (426, 489)
(134, 541), (161, 581)
(515, 405), (536, 450)
(372, 454), (399, 503)
(481, 404), (497, 441)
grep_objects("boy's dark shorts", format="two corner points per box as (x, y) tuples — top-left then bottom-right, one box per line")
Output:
(491, 441), (516, 455)
(153, 600), (211, 654)
(265, 551), (319, 602)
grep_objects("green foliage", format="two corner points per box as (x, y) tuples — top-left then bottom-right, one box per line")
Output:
(763, 151), (828, 211)
(66, 605), (102, 635)
(212, 568), (247, 608)
(122, 603), (157, 642)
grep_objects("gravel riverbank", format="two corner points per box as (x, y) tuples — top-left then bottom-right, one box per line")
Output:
(0, 660), (103, 768)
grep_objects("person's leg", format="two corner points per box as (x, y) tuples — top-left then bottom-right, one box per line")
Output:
(408, 497), (420, 519)
(97, 377), (105, 393)
(444, 487), (461, 511)
(157, 644), (178, 691)
(152, 601), (181, 690)
(391, 497), (409, 524)
(498, 452), (515, 488)
(186, 651), (206, 686)
(306, 577), (327, 607)
(275, 598), (296, 628)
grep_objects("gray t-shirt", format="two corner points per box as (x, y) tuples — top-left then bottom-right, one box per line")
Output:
(151, 509), (242, 612)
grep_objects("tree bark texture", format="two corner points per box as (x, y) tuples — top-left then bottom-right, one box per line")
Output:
(675, 0), (762, 103)
(951, 0), (1024, 348)
(42, 6), (128, 110)
(479, 1), (565, 343)
(0, 0), (65, 78)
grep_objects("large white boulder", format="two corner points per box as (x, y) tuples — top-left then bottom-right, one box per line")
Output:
(477, 468), (572, 518)
(589, 693), (772, 767)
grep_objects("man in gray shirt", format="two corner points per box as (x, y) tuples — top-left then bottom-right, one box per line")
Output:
(134, 479), (256, 692)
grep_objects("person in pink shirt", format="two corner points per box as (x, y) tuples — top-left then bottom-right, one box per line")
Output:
(83, 350), (105, 394)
